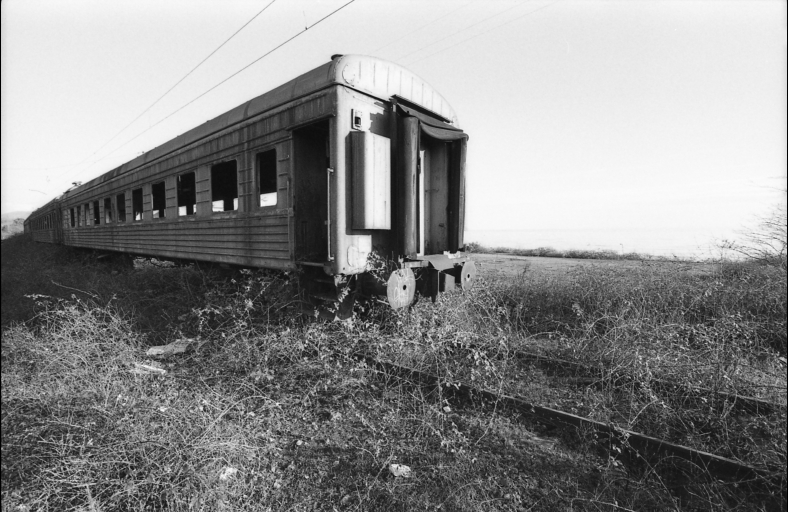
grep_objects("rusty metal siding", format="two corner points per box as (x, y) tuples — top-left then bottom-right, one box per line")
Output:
(28, 199), (62, 244)
(165, 175), (177, 219)
(64, 215), (291, 268)
(57, 92), (334, 268)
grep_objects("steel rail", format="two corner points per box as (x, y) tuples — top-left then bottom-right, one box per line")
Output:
(358, 353), (783, 489)
(510, 350), (782, 415)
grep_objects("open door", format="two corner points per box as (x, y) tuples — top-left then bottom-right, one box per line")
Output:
(394, 104), (467, 258)
(293, 120), (330, 263)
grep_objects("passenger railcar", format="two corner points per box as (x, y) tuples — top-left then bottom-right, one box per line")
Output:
(26, 54), (475, 312)
(26, 198), (62, 244)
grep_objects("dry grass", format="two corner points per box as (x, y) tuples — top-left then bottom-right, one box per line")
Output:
(2, 234), (786, 511)
(464, 241), (684, 262)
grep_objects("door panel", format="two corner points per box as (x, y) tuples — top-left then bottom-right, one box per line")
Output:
(293, 121), (329, 262)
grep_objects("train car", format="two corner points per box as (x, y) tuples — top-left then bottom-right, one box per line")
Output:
(28, 54), (475, 312)
(26, 198), (63, 244)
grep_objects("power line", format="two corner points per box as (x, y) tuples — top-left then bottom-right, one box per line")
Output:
(372, 0), (475, 54)
(394, 0), (533, 62)
(6, 147), (143, 173)
(59, 0), (278, 181)
(406, 1), (558, 66)
(72, 0), (356, 180)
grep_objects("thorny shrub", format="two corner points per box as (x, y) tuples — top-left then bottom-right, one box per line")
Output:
(474, 260), (787, 481)
(173, 268), (299, 341)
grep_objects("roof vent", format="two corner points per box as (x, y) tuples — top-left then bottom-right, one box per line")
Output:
(331, 54), (344, 60)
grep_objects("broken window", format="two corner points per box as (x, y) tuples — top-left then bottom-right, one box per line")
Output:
(257, 149), (278, 207)
(151, 182), (166, 218)
(93, 200), (100, 225)
(211, 160), (238, 212)
(132, 188), (143, 221)
(70, 208), (75, 228)
(177, 172), (196, 216)
(104, 198), (113, 223)
(117, 193), (127, 222)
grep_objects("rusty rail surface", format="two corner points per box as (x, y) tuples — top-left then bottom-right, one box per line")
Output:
(358, 353), (783, 489)
(510, 350), (782, 415)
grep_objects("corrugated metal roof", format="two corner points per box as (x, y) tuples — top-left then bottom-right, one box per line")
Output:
(66, 55), (459, 197)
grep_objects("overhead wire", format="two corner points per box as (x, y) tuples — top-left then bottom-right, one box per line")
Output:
(59, 0), (278, 181)
(371, 0), (475, 54)
(71, 0), (356, 180)
(5, 150), (144, 173)
(394, 0), (534, 62)
(406, 0), (558, 66)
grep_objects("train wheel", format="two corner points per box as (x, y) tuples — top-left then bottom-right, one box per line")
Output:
(460, 261), (477, 290)
(386, 268), (416, 309)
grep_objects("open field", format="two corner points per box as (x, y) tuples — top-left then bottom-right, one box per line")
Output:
(2, 234), (786, 511)
(471, 253), (716, 280)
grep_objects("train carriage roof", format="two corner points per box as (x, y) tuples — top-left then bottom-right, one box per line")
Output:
(62, 55), (460, 199)
(28, 198), (61, 220)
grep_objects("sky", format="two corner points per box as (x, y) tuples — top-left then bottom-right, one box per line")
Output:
(2, 0), (786, 256)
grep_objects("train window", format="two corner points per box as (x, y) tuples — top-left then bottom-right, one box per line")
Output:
(104, 198), (113, 223)
(211, 160), (238, 212)
(151, 181), (166, 218)
(117, 193), (127, 222)
(93, 200), (101, 225)
(70, 208), (75, 228)
(257, 150), (278, 207)
(132, 188), (143, 221)
(84, 203), (90, 225)
(177, 172), (196, 216)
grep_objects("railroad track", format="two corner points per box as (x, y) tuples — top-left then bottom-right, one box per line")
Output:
(357, 352), (784, 491)
(508, 349), (783, 416)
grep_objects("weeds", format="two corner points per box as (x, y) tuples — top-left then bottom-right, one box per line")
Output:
(2, 234), (786, 510)
(465, 241), (681, 262)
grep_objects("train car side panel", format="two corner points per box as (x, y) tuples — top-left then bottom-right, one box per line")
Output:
(58, 90), (335, 268)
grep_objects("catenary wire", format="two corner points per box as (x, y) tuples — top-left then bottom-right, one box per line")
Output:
(406, 0), (558, 66)
(393, 0), (534, 62)
(71, 0), (356, 180)
(58, 0), (278, 181)
(372, 0), (475, 54)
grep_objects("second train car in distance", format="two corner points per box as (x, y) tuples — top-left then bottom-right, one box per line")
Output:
(28, 54), (475, 313)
